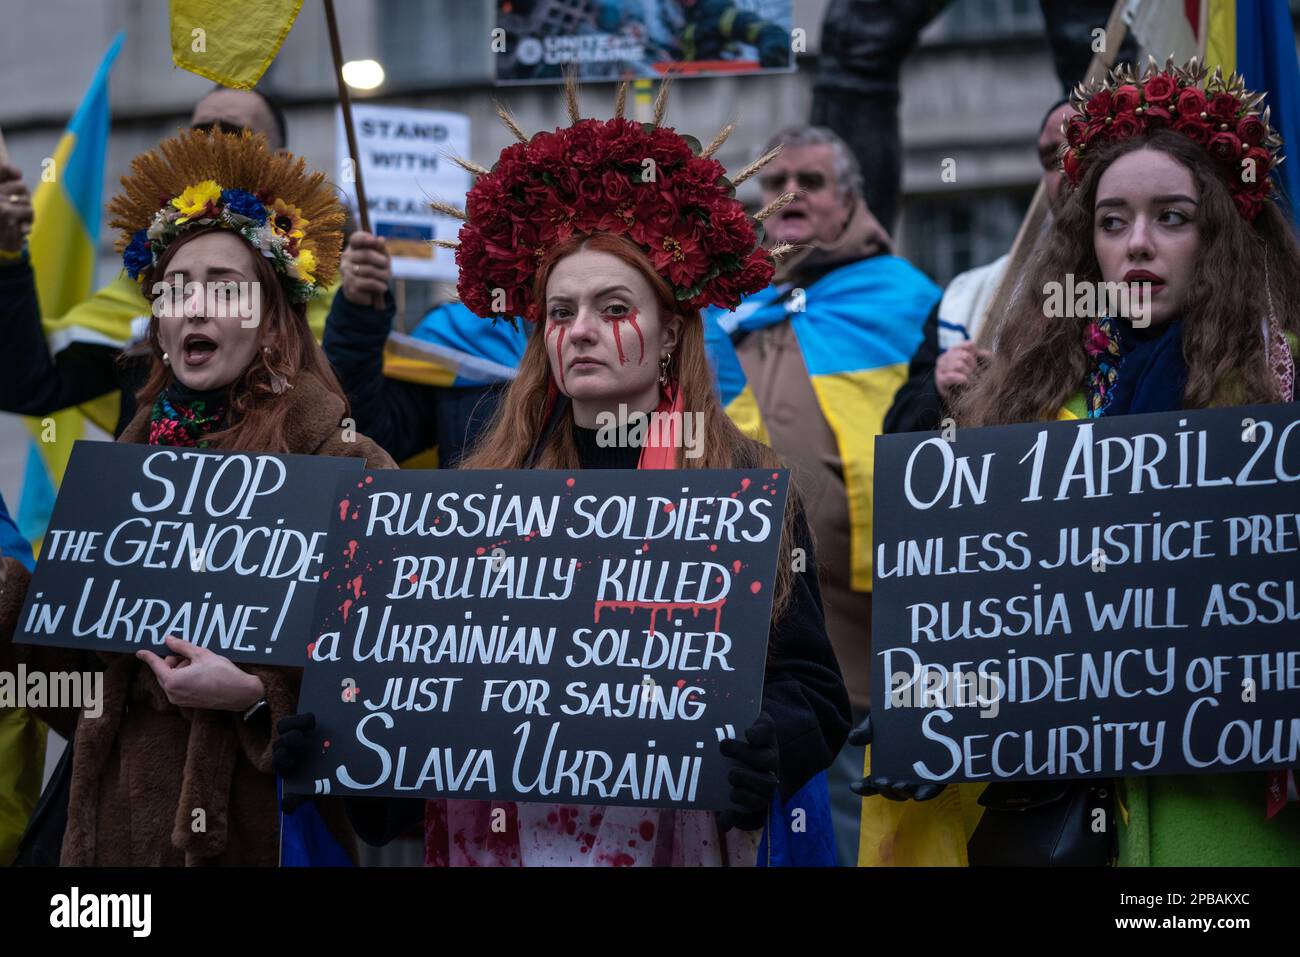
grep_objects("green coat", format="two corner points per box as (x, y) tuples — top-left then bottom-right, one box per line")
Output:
(1062, 371), (1300, 866)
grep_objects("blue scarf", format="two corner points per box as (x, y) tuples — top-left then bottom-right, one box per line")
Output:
(1088, 317), (1187, 417)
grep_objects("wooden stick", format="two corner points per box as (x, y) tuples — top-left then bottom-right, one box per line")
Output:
(323, 0), (383, 309)
(396, 278), (406, 330)
(975, 0), (1130, 349)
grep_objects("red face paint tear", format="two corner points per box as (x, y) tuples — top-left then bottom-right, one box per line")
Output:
(547, 323), (568, 392)
(626, 308), (645, 364)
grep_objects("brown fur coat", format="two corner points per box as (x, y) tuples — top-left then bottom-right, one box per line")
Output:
(0, 373), (394, 865)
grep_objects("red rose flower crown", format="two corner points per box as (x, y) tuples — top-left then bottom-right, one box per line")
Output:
(432, 76), (798, 325)
(1062, 56), (1285, 221)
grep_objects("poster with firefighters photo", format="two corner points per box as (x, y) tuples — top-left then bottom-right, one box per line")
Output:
(495, 0), (795, 84)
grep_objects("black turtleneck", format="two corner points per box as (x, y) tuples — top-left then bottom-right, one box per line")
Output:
(571, 422), (641, 470)
(164, 377), (233, 411)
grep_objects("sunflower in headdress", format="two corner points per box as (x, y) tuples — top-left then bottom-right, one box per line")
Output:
(108, 128), (344, 303)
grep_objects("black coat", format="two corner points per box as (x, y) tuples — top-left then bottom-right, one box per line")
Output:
(345, 430), (853, 846)
(882, 300), (946, 434)
(0, 257), (145, 431)
(321, 291), (503, 467)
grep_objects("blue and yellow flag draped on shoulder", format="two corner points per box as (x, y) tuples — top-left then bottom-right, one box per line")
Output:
(704, 254), (941, 591)
(17, 32), (124, 546)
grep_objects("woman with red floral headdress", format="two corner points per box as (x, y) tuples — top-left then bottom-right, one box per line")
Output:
(951, 59), (1300, 866)
(276, 80), (852, 866)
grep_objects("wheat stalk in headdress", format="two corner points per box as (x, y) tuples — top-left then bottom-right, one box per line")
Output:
(107, 128), (345, 289)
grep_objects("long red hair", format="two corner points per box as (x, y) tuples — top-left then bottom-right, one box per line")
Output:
(134, 226), (349, 453)
(461, 232), (801, 618)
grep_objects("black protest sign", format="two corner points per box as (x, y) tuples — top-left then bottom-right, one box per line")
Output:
(870, 404), (1300, 784)
(287, 467), (789, 809)
(15, 441), (363, 665)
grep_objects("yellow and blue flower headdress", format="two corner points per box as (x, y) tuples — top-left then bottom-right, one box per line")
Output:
(108, 128), (343, 302)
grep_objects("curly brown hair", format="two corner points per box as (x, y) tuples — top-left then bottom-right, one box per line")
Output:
(957, 128), (1300, 427)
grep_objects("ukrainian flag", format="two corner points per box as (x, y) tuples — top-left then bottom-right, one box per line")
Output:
(1133, 0), (1300, 217)
(704, 255), (941, 591)
(16, 32), (124, 548)
(384, 302), (527, 390)
(1208, 0), (1300, 217)
(15, 30), (338, 546)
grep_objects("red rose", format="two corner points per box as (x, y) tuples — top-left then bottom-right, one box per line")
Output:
(1063, 148), (1082, 183)
(1207, 92), (1239, 122)
(710, 201), (757, 254)
(627, 190), (679, 248)
(1111, 112), (1143, 139)
(645, 125), (692, 167)
(465, 172), (508, 223)
(1173, 117), (1212, 145)
(1142, 73), (1176, 105)
(592, 117), (645, 165)
(1085, 91), (1112, 118)
(600, 169), (633, 204)
(675, 155), (727, 202)
(565, 121), (607, 173)
(708, 248), (773, 309)
(1207, 131), (1243, 162)
(1066, 117), (1090, 148)
(1175, 87), (1207, 117)
(1236, 114), (1267, 146)
(1242, 146), (1273, 183)
(1233, 190), (1264, 220)
(1143, 106), (1172, 126)
(1113, 85), (1141, 113)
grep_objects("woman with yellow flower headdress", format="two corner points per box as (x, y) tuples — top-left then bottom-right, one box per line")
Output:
(0, 128), (394, 865)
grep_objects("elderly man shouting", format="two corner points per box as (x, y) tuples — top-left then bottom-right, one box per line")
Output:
(704, 125), (940, 866)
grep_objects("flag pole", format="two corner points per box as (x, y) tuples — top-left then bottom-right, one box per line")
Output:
(323, 0), (384, 309)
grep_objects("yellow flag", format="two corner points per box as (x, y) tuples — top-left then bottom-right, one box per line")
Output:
(170, 0), (304, 90)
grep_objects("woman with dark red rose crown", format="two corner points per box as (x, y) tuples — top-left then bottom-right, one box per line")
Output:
(275, 79), (852, 866)
(949, 58), (1300, 866)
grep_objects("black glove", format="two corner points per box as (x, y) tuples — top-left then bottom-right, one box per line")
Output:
(717, 712), (780, 832)
(273, 712), (316, 813)
(848, 712), (946, 802)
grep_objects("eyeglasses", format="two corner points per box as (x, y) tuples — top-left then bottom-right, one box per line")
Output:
(758, 170), (828, 193)
(190, 120), (247, 137)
